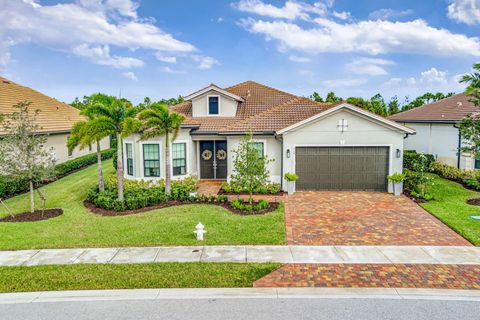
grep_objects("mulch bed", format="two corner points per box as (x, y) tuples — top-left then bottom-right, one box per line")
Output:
(84, 200), (279, 217)
(402, 191), (427, 203)
(0, 208), (63, 222)
(466, 198), (480, 206)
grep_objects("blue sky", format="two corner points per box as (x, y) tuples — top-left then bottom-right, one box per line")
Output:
(1, 0), (480, 104)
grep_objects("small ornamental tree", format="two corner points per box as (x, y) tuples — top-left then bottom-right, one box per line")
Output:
(230, 133), (273, 204)
(0, 101), (56, 213)
(459, 63), (480, 160)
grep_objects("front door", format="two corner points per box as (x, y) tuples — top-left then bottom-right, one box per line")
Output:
(199, 141), (228, 179)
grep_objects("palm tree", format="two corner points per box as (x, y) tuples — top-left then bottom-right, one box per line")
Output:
(137, 103), (184, 193)
(83, 97), (137, 200)
(67, 94), (116, 192)
(461, 63), (480, 93)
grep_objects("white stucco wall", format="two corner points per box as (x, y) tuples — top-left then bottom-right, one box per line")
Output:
(46, 133), (110, 164)
(123, 129), (197, 180)
(226, 135), (282, 183)
(400, 122), (474, 169)
(282, 109), (407, 193)
(191, 90), (238, 117)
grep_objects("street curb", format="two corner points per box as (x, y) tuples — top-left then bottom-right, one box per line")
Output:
(0, 288), (479, 304)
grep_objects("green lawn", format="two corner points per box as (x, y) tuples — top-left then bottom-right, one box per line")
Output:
(0, 263), (280, 292)
(0, 160), (286, 250)
(420, 174), (480, 245)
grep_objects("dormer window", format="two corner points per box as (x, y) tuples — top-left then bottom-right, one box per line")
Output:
(208, 96), (219, 115)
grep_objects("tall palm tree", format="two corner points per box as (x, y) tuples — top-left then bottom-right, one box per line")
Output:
(83, 97), (137, 200)
(137, 103), (184, 193)
(67, 94), (116, 193)
(461, 63), (480, 93)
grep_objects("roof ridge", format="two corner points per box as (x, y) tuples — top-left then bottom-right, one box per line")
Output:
(390, 93), (467, 117)
(224, 80), (297, 98)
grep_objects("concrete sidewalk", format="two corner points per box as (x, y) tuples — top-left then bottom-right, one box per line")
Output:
(0, 245), (479, 266)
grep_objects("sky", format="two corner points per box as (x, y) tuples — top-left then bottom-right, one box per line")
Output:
(1, 0), (480, 104)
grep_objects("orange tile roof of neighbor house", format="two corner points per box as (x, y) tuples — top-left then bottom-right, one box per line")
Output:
(171, 81), (333, 133)
(388, 93), (478, 123)
(0, 76), (84, 135)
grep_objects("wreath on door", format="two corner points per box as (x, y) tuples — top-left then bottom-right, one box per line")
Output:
(202, 149), (213, 161)
(216, 149), (227, 160)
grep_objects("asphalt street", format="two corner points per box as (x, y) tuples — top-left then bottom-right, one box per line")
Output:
(1, 298), (479, 320)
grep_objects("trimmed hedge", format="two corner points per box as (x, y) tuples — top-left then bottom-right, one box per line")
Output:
(403, 150), (435, 171)
(0, 149), (115, 199)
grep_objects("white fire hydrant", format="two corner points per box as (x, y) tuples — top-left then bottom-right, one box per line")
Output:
(194, 222), (206, 241)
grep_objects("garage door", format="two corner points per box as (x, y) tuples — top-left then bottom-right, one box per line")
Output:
(295, 147), (389, 191)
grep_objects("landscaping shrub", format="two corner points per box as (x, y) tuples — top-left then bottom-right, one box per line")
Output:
(55, 149), (115, 177)
(88, 176), (199, 211)
(221, 181), (281, 195)
(230, 199), (269, 212)
(403, 150), (435, 171)
(0, 149), (114, 199)
(404, 154), (434, 200)
(430, 162), (477, 182)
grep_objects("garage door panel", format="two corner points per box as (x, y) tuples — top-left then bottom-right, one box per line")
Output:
(295, 147), (389, 191)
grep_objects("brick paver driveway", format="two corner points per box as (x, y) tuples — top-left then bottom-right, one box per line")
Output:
(285, 192), (470, 246)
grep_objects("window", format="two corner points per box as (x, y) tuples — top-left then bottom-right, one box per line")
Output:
(208, 96), (219, 115)
(172, 143), (187, 176)
(143, 144), (160, 177)
(249, 142), (264, 157)
(126, 143), (133, 176)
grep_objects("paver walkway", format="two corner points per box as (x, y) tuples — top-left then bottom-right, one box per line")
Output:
(0, 246), (479, 266)
(285, 192), (471, 246)
(253, 264), (480, 289)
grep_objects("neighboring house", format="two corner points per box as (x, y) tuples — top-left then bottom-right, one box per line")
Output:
(388, 93), (478, 170)
(0, 76), (110, 163)
(123, 81), (414, 193)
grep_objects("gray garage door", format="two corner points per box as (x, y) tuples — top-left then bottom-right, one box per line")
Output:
(295, 147), (389, 191)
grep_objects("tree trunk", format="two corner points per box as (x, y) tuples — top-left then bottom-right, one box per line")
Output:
(165, 132), (171, 194)
(96, 140), (104, 193)
(29, 180), (35, 213)
(116, 136), (124, 200)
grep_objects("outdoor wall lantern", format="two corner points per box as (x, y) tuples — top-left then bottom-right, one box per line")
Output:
(286, 149), (291, 158)
(194, 222), (206, 241)
(396, 149), (401, 158)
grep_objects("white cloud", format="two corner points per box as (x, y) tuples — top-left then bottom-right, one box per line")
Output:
(384, 68), (466, 92)
(289, 55), (311, 63)
(321, 78), (368, 87)
(159, 66), (185, 74)
(420, 67), (448, 87)
(447, 0), (480, 25)
(345, 57), (394, 76)
(332, 11), (351, 20)
(368, 8), (413, 20)
(122, 71), (138, 81)
(240, 17), (480, 56)
(0, 0), (196, 69)
(72, 44), (144, 68)
(233, 0), (331, 21)
(192, 55), (219, 69)
(155, 54), (177, 64)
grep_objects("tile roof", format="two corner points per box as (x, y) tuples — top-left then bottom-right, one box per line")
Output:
(171, 80), (332, 134)
(0, 76), (84, 134)
(388, 93), (478, 123)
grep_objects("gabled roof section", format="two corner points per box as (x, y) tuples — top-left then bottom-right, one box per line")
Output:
(388, 93), (477, 123)
(184, 83), (244, 102)
(277, 103), (416, 135)
(0, 76), (85, 135)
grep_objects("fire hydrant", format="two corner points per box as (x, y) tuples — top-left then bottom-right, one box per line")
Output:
(194, 222), (206, 241)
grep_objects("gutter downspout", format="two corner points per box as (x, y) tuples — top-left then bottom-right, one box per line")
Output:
(454, 123), (461, 169)
(275, 133), (284, 191)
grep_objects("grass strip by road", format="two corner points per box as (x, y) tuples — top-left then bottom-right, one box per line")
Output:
(0, 263), (280, 293)
(420, 174), (480, 246)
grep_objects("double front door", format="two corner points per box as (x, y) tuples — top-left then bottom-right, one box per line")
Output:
(199, 141), (227, 179)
